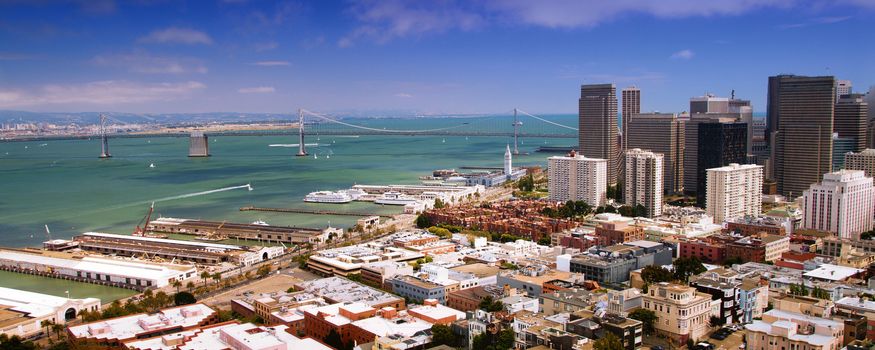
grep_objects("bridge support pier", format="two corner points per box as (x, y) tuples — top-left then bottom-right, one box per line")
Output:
(296, 109), (308, 157)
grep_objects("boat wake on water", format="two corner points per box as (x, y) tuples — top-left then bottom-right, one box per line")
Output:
(268, 143), (320, 147)
(151, 184), (253, 202)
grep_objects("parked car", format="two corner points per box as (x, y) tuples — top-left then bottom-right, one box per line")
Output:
(651, 346), (665, 350)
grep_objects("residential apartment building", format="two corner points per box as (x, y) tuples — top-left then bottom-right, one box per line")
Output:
(801, 170), (875, 239)
(539, 288), (597, 316)
(745, 309), (844, 350)
(569, 241), (673, 284)
(705, 163), (764, 223)
(548, 151), (607, 206)
(845, 149), (875, 177)
(624, 148), (664, 217)
(595, 221), (645, 246)
(621, 86), (641, 153)
(642, 283), (712, 343)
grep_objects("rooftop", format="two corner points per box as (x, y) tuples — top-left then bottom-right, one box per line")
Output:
(745, 321), (835, 346)
(408, 303), (465, 322)
(68, 304), (215, 341)
(0, 249), (192, 282)
(295, 277), (403, 307)
(0, 287), (100, 320)
(803, 264), (862, 281)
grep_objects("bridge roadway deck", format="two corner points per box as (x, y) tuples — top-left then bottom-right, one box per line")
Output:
(2, 131), (576, 142)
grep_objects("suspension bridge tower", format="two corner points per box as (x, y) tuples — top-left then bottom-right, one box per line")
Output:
(512, 108), (522, 155)
(296, 109), (308, 156)
(98, 114), (111, 158)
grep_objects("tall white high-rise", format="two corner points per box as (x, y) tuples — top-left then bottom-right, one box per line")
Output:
(624, 149), (663, 218)
(705, 163), (763, 223)
(504, 144), (512, 176)
(802, 170), (875, 239)
(548, 151), (607, 206)
(836, 80), (852, 99)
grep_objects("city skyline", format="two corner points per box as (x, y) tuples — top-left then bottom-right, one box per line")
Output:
(0, 0), (873, 114)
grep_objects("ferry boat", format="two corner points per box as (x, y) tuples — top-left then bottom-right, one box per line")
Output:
(304, 191), (353, 203)
(374, 191), (420, 206)
(343, 188), (367, 200)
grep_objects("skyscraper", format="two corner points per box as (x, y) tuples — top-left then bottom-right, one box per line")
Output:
(579, 84), (618, 184)
(621, 86), (641, 152)
(690, 94), (730, 114)
(682, 115), (743, 198)
(836, 80), (852, 99)
(705, 163), (763, 224)
(695, 122), (748, 206)
(771, 75), (836, 198)
(548, 151), (607, 207)
(834, 93), (868, 153)
(626, 113), (685, 194)
(624, 149), (663, 218)
(801, 170), (874, 240)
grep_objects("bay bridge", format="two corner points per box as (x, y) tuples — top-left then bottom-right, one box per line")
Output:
(5, 109), (580, 157)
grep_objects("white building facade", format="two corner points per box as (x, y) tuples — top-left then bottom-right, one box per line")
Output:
(624, 148), (664, 218)
(548, 151), (607, 207)
(845, 149), (875, 178)
(705, 163), (763, 224)
(802, 170), (875, 239)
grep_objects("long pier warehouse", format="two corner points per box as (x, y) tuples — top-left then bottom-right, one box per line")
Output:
(147, 218), (340, 244)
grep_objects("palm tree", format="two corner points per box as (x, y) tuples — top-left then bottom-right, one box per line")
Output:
(51, 323), (64, 340)
(211, 273), (222, 287)
(200, 271), (211, 287)
(172, 280), (182, 293)
(40, 320), (53, 339)
(186, 281), (195, 292)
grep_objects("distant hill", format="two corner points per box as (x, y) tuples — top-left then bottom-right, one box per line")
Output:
(0, 110), (299, 125)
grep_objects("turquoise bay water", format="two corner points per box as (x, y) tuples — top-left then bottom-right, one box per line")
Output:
(0, 115), (576, 300)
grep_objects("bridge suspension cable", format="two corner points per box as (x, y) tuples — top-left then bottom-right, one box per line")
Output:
(301, 109), (470, 133)
(515, 109), (579, 131)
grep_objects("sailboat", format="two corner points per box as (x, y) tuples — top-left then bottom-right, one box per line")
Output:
(149, 163), (156, 168)
(313, 154), (318, 159)
(326, 154), (330, 159)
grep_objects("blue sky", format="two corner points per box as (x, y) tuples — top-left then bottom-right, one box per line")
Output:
(0, 0), (873, 115)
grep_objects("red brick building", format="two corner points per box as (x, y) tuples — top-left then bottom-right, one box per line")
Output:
(596, 221), (645, 246)
(678, 239), (727, 264)
(424, 200), (578, 241)
(303, 303), (376, 346)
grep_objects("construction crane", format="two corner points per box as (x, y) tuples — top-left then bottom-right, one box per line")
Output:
(133, 202), (155, 237)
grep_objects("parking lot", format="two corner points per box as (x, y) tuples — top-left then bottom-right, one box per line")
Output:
(708, 327), (746, 350)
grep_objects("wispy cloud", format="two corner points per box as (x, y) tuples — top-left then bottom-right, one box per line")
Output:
(778, 15), (852, 29)
(339, 0), (484, 47)
(339, 0), (801, 46)
(251, 61), (290, 67)
(670, 49), (695, 60)
(93, 52), (208, 74)
(238, 86), (275, 94)
(394, 93), (413, 98)
(138, 27), (213, 45)
(0, 81), (206, 108)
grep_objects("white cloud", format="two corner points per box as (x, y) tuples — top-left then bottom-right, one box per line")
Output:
(340, 0), (873, 45)
(238, 86), (275, 94)
(394, 93), (413, 98)
(339, 0), (484, 47)
(93, 52), (208, 74)
(670, 49), (695, 60)
(0, 81), (206, 108)
(251, 61), (290, 66)
(139, 27), (213, 45)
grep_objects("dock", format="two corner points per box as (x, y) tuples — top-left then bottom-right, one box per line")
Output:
(239, 206), (393, 218)
(535, 146), (577, 153)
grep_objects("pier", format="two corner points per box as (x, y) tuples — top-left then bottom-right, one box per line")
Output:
(239, 206), (393, 218)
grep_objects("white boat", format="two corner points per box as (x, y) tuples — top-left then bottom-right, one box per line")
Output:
(149, 163), (156, 168)
(375, 191), (420, 206)
(304, 191), (353, 203)
(342, 188), (367, 200)
(251, 220), (269, 226)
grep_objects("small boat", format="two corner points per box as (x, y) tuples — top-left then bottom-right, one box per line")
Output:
(326, 154), (330, 159)
(247, 184), (254, 191)
(251, 220), (269, 226)
(441, 138), (445, 143)
(313, 154), (318, 159)
(149, 163), (156, 168)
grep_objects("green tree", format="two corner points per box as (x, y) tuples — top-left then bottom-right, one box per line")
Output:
(811, 287), (830, 300)
(415, 214), (432, 229)
(186, 281), (195, 292)
(174, 291), (197, 306)
(633, 204), (648, 217)
(518, 175), (535, 192)
(323, 328), (350, 350)
(478, 295), (505, 312)
(200, 271), (211, 287)
(171, 280), (182, 293)
(40, 320), (53, 339)
(641, 265), (674, 283)
(0, 334), (38, 350)
(537, 236), (552, 246)
(673, 257), (707, 282)
(593, 331), (624, 350)
(431, 324), (455, 347)
(256, 264), (272, 278)
(710, 315), (723, 327)
(433, 198), (446, 209)
(629, 308), (657, 335)
(51, 323), (64, 340)
(618, 205), (635, 217)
